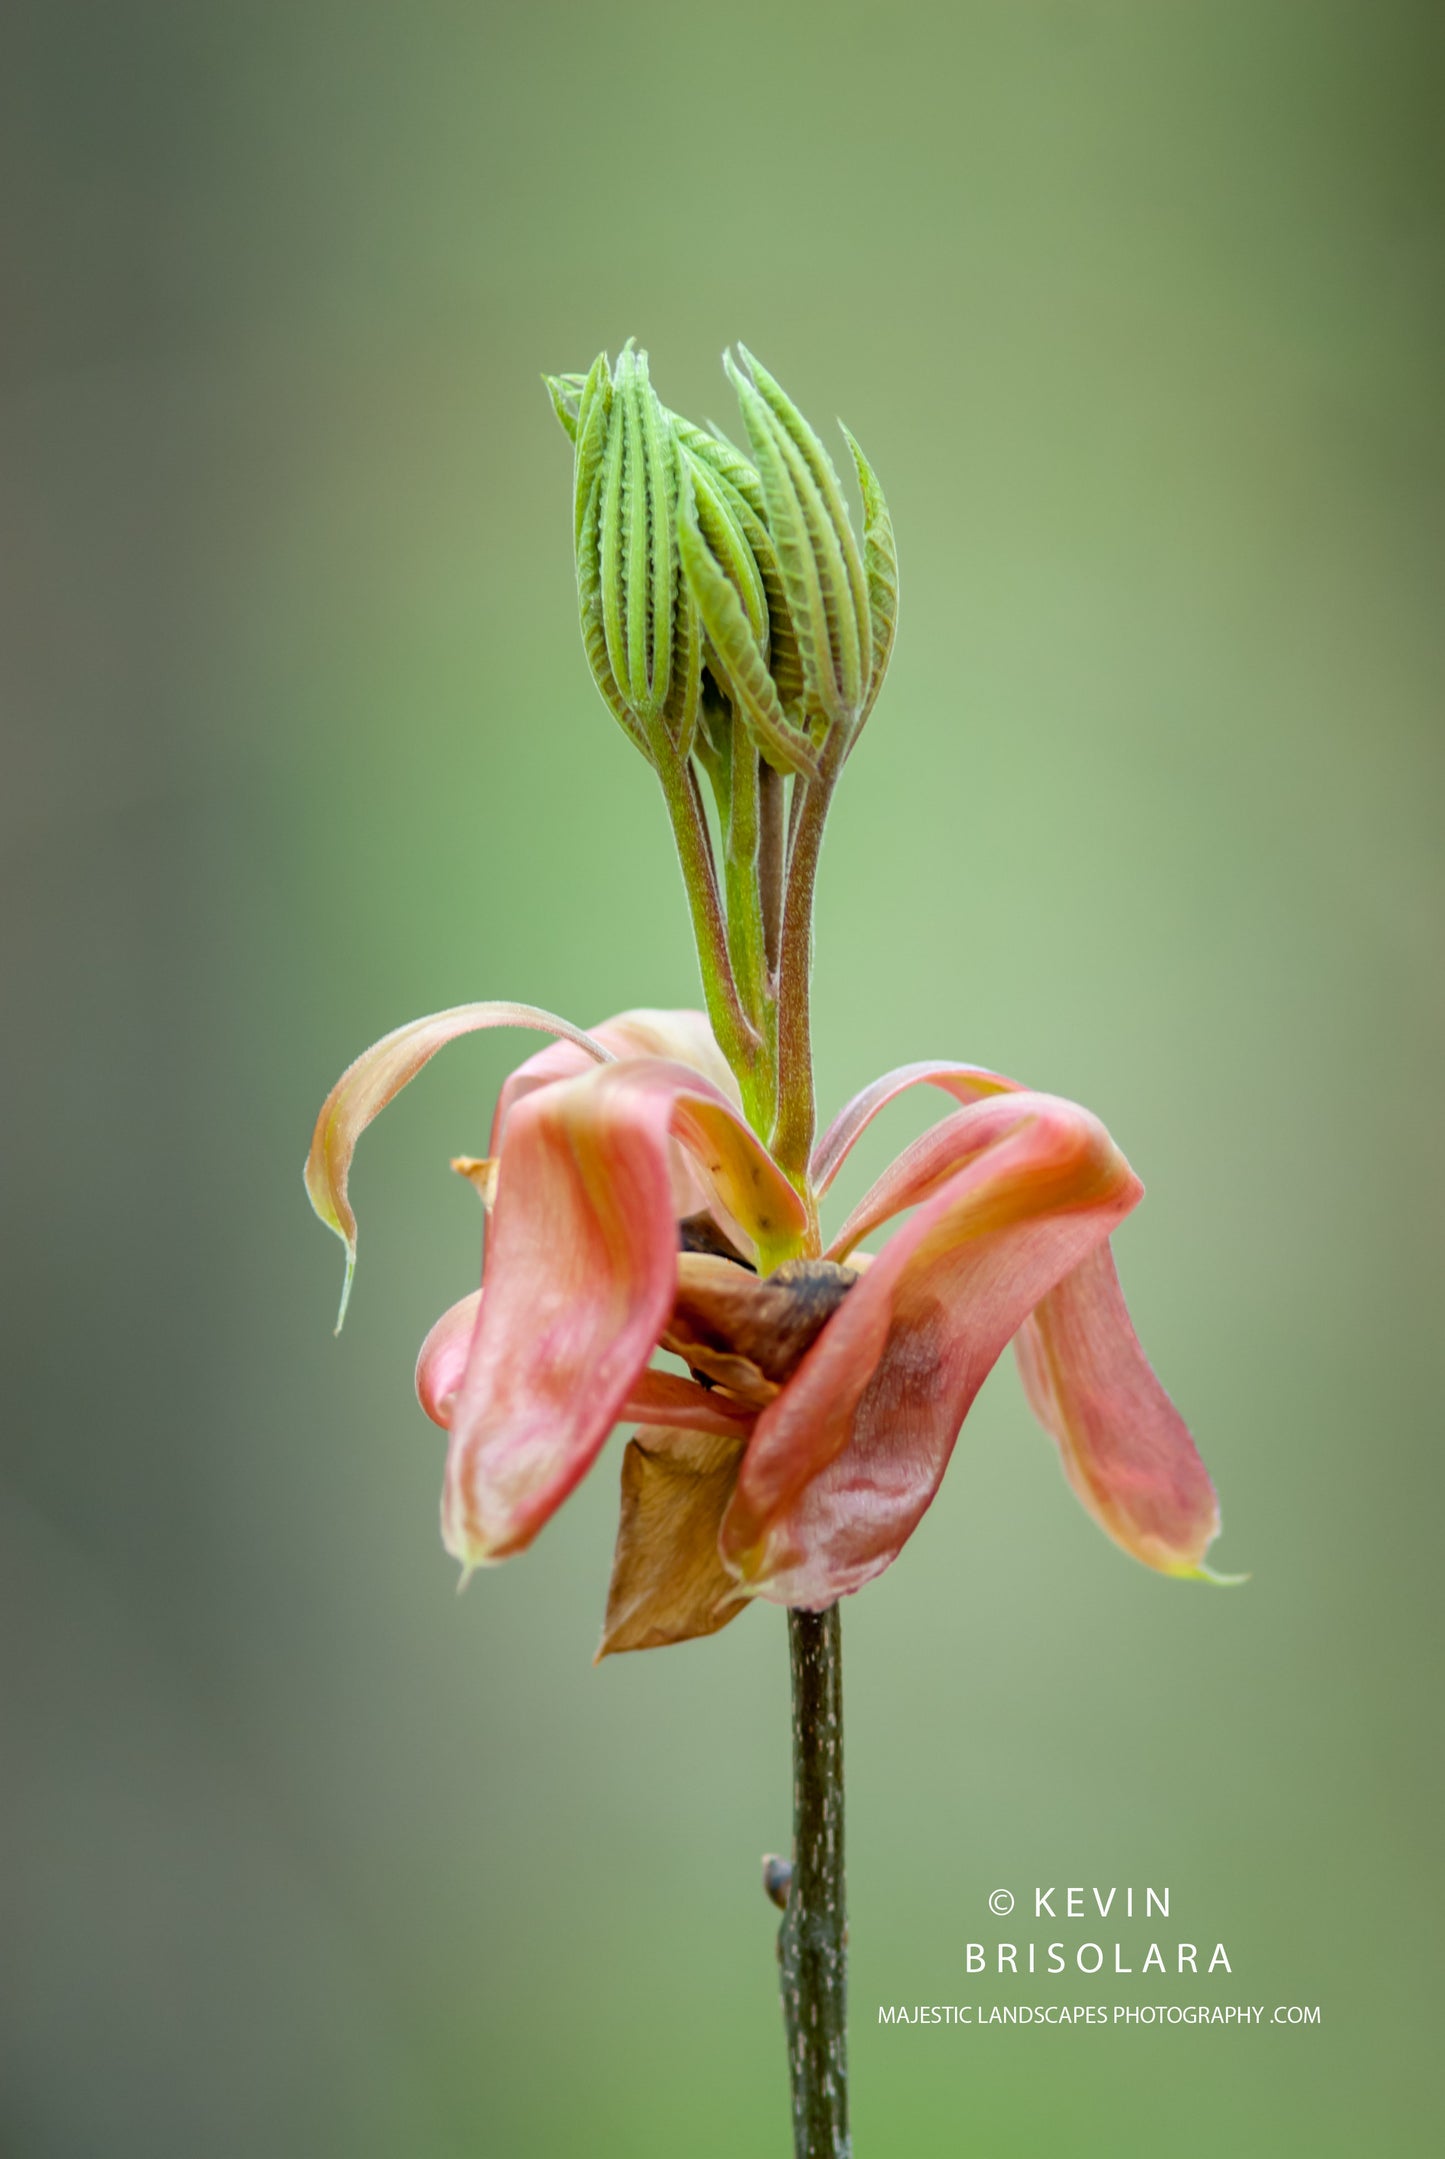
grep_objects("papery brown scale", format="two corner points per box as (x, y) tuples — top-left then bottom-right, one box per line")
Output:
(598, 1426), (749, 1657)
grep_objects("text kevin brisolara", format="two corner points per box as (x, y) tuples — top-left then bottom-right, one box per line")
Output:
(870, 1885), (1328, 2023)
(953, 1883), (1231, 1978)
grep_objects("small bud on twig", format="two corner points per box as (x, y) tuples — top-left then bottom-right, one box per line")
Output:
(762, 1854), (793, 1910)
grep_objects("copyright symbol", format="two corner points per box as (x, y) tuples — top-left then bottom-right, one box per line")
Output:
(988, 1888), (1014, 1916)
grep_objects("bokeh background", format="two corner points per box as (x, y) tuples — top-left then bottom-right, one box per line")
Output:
(5, 3), (1442, 2154)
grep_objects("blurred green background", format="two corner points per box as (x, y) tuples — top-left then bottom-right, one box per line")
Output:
(5, 3), (1442, 2153)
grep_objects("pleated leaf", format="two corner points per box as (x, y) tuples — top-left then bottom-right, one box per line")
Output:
(543, 367), (595, 444)
(670, 413), (806, 714)
(663, 563), (702, 758)
(577, 468), (650, 758)
(725, 350), (866, 729)
(572, 352), (612, 553)
(840, 423), (899, 721)
(739, 346), (871, 699)
(677, 466), (820, 780)
(638, 355), (676, 714)
(683, 448), (768, 645)
(671, 411), (769, 526)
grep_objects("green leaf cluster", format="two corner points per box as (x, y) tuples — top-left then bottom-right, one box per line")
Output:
(544, 345), (896, 772)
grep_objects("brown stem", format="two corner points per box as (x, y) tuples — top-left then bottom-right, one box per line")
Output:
(784, 763), (809, 880)
(779, 1604), (849, 2159)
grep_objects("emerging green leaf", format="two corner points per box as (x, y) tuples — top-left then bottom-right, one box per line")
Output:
(725, 349), (870, 735)
(839, 424), (899, 725)
(672, 414), (806, 715)
(542, 372), (584, 443)
(682, 447), (769, 647)
(554, 344), (701, 757)
(677, 463), (820, 781)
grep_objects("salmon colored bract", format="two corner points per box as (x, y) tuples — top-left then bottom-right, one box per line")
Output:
(305, 1003), (1225, 1648)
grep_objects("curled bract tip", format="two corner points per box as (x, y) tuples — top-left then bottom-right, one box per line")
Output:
(334, 1247), (356, 1337)
(304, 1002), (613, 1331)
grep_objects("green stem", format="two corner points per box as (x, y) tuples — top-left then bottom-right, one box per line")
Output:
(759, 761), (786, 979)
(780, 1605), (849, 2159)
(770, 733), (844, 1194)
(724, 731), (766, 1023)
(652, 738), (758, 1082)
(723, 731), (776, 1131)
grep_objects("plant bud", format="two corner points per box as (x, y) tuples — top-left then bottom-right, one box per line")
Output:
(545, 346), (897, 770)
(545, 345), (699, 761)
(721, 347), (896, 742)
